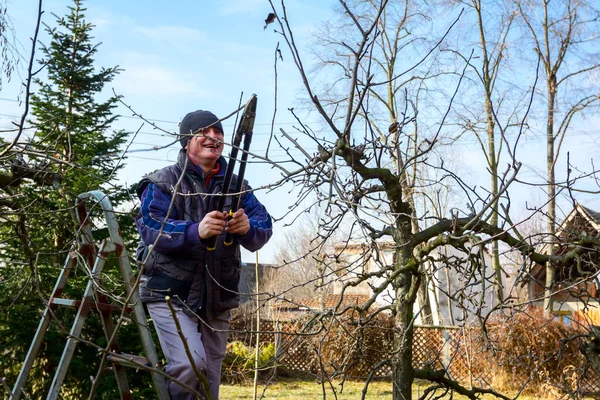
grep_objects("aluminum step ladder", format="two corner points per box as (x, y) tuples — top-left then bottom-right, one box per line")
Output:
(11, 190), (168, 400)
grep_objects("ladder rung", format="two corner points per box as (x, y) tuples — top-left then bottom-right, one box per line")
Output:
(51, 298), (79, 308)
(107, 352), (151, 369)
(50, 297), (131, 313)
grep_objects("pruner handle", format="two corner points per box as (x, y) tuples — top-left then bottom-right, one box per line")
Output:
(224, 210), (235, 246)
(207, 210), (235, 251)
(206, 235), (217, 251)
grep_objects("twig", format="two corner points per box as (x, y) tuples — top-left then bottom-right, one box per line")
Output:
(3, 376), (32, 400)
(165, 296), (213, 400)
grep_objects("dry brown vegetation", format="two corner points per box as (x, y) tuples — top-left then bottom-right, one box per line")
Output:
(478, 311), (598, 398)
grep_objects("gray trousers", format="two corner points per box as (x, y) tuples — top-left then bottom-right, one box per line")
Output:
(147, 302), (230, 400)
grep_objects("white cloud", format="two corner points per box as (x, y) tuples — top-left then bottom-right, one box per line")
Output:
(115, 59), (205, 96)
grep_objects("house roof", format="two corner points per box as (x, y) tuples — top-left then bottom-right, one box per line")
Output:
(271, 294), (371, 312)
(333, 241), (395, 253)
(531, 203), (600, 280)
(539, 203), (600, 255)
(578, 205), (600, 228)
(299, 294), (371, 310)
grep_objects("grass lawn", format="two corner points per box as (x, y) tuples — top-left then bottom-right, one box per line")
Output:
(220, 378), (548, 399)
(221, 378), (390, 399)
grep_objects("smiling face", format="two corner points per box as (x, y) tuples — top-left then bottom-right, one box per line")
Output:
(185, 126), (224, 172)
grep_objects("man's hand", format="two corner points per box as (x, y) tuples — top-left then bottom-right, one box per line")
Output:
(226, 208), (250, 236)
(198, 210), (227, 239)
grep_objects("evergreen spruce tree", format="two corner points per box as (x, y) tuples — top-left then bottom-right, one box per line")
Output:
(0, 1), (147, 397)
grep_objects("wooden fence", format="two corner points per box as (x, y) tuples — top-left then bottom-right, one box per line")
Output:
(229, 318), (600, 395)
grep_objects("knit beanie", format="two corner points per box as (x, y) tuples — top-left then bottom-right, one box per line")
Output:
(179, 110), (224, 148)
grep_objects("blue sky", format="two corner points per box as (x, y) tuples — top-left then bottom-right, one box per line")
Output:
(2, 0), (600, 263)
(1, 0), (335, 262)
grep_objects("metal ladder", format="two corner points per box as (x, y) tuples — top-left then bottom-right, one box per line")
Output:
(11, 190), (168, 400)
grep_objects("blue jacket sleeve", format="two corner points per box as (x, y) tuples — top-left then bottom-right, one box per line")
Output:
(135, 183), (202, 253)
(236, 185), (273, 252)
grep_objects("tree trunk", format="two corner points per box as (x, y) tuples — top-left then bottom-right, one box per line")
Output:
(392, 269), (416, 400)
(542, 0), (557, 313)
(487, 100), (504, 304)
(391, 216), (419, 400)
(477, 0), (504, 304)
(544, 73), (557, 314)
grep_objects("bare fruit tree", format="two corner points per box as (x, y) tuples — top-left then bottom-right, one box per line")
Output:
(264, 0), (600, 398)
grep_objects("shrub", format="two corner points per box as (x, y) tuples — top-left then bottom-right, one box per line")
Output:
(222, 340), (276, 383)
(475, 311), (594, 397)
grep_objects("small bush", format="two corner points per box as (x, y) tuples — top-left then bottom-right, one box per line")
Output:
(475, 311), (593, 397)
(222, 340), (276, 383)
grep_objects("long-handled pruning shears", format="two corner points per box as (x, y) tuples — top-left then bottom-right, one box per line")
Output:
(206, 94), (257, 251)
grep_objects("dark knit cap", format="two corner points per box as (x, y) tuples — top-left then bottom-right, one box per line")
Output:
(179, 110), (224, 148)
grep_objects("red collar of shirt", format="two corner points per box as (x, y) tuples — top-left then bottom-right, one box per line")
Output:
(204, 162), (220, 187)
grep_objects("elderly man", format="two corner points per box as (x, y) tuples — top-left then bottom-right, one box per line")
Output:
(135, 109), (272, 399)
